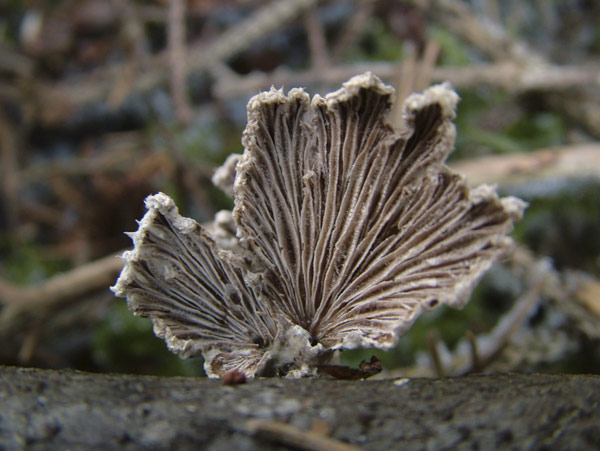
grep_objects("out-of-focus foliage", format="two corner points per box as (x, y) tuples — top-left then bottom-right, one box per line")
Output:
(515, 183), (600, 273)
(92, 302), (204, 376)
(429, 26), (470, 67)
(0, 239), (70, 285)
(344, 16), (405, 63)
(452, 89), (567, 159)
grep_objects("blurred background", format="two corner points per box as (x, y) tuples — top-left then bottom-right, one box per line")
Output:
(0, 0), (599, 377)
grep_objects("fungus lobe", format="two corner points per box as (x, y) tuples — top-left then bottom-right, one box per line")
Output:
(111, 73), (525, 378)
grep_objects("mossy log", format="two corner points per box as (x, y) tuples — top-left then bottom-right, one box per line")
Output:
(1, 366), (598, 450)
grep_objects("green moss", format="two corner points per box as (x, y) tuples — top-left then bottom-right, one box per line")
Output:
(428, 25), (471, 66)
(0, 237), (70, 285)
(512, 182), (600, 272)
(180, 121), (244, 166)
(451, 89), (566, 160)
(92, 301), (205, 377)
(503, 112), (565, 150)
(343, 17), (404, 63)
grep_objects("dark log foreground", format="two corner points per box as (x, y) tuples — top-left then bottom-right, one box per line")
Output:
(1, 366), (598, 450)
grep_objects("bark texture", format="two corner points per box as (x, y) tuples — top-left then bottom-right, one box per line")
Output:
(1, 366), (598, 450)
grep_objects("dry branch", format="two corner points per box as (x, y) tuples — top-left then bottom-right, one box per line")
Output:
(26, 0), (322, 125)
(1, 143), (597, 313)
(303, 6), (330, 72)
(213, 61), (600, 98)
(10, 0), (600, 128)
(168, 0), (193, 123)
(450, 143), (600, 187)
(330, 1), (374, 63)
(390, 40), (440, 126)
(454, 249), (550, 375)
(406, 0), (537, 63)
(16, 0), (598, 126)
(212, 0), (597, 98)
(0, 253), (123, 307)
(0, 254), (122, 362)
(1, 367), (598, 450)
(392, 245), (600, 378)
(0, 111), (19, 231)
(189, 0), (321, 70)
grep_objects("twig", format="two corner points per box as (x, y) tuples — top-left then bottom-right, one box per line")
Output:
(18, 318), (46, 364)
(3, 142), (597, 308)
(427, 330), (445, 377)
(25, 0), (322, 125)
(450, 246), (600, 376)
(391, 40), (440, 126)
(18, 138), (179, 182)
(20, 0), (599, 126)
(450, 143), (600, 187)
(0, 253), (123, 307)
(191, 0), (322, 70)
(544, 90), (600, 139)
(405, 0), (600, 143)
(303, 6), (330, 72)
(330, 1), (374, 63)
(417, 40), (441, 91)
(391, 43), (417, 126)
(168, 0), (193, 124)
(465, 330), (481, 372)
(406, 0), (537, 63)
(245, 419), (361, 451)
(453, 249), (551, 375)
(213, 61), (600, 98)
(0, 111), (20, 231)
(386, 246), (556, 378)
(0, 255), (123, 348)
(553, 271), (600, 340)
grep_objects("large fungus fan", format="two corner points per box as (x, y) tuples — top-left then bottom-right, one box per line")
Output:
(112, 73), (525, 378)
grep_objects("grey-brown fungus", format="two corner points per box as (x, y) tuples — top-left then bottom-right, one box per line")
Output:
(111, 72), (526, 378)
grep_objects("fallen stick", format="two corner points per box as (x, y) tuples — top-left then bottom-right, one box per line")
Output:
(212, 62), (600, 99)
(0, 253), (123, 307)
